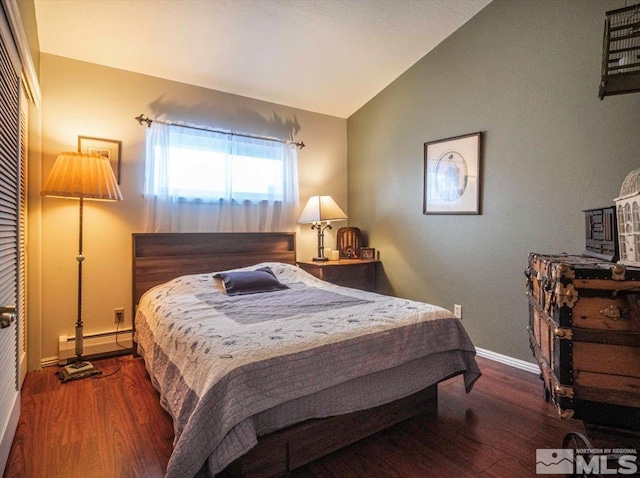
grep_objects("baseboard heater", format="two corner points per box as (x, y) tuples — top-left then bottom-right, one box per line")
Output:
(58, 329), (133, 365)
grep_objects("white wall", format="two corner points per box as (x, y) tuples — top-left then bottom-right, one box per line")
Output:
(34, 54), (347, 365)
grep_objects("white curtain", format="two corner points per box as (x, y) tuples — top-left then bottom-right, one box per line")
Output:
(143, 122), (299, 232)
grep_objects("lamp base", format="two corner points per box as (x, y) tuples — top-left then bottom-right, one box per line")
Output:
(57, 360), (101, 383)
(312, 256), (329, 262)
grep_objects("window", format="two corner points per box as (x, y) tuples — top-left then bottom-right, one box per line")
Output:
(145, 123), (291, 202)
(143, 122), (299, 233)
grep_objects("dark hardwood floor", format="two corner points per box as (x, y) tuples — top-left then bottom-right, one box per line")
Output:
(4, 356), (585, 477)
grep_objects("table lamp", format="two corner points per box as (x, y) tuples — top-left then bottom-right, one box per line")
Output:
(297, 195), (348, 261)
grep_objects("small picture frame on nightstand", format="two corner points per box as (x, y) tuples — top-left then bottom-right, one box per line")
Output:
(361, 247), (375, 260)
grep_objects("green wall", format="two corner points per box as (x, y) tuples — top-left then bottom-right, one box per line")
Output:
(347, 0), (640, 362)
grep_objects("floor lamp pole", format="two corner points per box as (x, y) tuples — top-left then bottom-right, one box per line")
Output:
(75, 197), (85, 362)
(60, 196), (98, 379)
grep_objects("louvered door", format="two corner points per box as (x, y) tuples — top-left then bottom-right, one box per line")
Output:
(17, 85), (26, 386)
(0, 2), (21, 468)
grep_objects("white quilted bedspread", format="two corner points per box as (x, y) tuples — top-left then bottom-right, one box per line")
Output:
(134, 262), (480, 478)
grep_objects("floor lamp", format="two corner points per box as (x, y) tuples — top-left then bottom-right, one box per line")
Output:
(297, 195), (348, 261)
(41, 152), (123, 381)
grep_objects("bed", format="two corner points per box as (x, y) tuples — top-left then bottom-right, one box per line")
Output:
(132, 232), (481, 478)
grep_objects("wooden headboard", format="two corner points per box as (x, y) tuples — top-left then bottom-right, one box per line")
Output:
(132, 232), (296, 309)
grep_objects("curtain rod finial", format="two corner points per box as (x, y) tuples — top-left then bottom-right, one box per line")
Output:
(135, 114), (152, 128)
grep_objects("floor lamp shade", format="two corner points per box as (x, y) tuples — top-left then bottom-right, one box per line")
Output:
(297, 196), (348, 261)
(41, 152), (123, 381)
(41, 152), (123, 201)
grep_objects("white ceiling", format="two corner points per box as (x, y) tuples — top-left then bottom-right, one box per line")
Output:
(34, 0), (491, 118)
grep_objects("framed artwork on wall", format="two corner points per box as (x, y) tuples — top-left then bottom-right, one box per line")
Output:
(78, 136), (122, 184)
(423, 132), (481, 215)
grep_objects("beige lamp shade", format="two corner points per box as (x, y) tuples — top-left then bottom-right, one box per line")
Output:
(41, 152), (123, 201)
(297, 195), (348, 224)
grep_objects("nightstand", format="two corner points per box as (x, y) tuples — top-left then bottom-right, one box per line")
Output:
(297, 259), (379, 292)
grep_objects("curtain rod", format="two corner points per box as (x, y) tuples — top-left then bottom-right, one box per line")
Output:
(134, 114), (305, 149)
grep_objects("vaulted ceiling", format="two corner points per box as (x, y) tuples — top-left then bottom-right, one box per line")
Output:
(34, 0), (491, 118)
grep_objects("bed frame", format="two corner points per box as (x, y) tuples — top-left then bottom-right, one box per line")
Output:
(131, 232), (439, 478)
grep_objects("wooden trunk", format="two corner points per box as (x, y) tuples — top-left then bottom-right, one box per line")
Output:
(526, 253), (640, 430)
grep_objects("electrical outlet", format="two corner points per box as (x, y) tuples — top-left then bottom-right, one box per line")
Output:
(114, 307), (124, 324)
(454, 304), (462, 319)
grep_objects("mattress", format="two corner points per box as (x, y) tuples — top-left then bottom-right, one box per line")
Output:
(134, 262), (481, 477)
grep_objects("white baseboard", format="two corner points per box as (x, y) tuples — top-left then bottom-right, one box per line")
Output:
(57, 329), (132, 365)
(475, 347), (540, 374)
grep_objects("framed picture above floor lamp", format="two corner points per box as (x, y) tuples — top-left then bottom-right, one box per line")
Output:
(78, 135), (122, 184)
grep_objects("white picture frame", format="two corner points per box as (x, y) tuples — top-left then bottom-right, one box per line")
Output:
(78, 135), (122, 184)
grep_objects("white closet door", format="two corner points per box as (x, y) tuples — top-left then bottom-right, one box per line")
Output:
(17, 85), (26, 387)
(0, 1), (22, 472)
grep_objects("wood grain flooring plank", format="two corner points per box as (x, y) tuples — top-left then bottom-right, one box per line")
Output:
(4, 356), (586, 478)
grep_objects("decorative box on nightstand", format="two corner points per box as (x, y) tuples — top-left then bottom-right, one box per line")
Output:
(297, 259), (379, 292)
